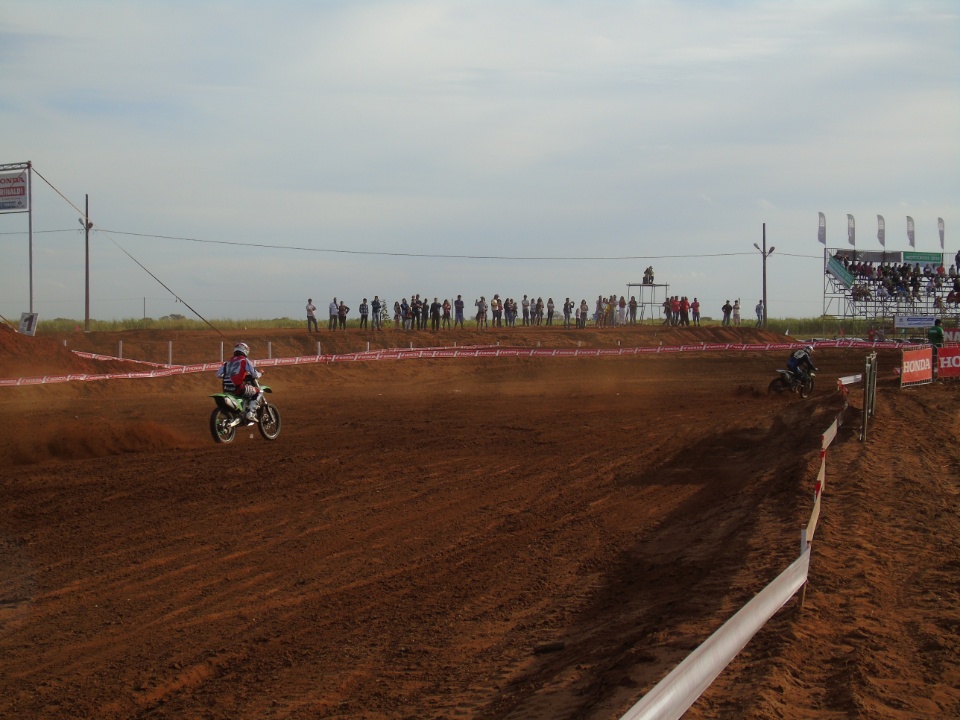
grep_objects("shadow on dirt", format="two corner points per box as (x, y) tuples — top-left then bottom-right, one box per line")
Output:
(484, 391), (854, 718)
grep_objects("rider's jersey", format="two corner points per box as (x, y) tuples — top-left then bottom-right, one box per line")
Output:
(786, 349), (815, 374)
(217, 355), (261, 394)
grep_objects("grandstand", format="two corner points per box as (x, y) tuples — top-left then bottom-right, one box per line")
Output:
(822, 248), (960, 328)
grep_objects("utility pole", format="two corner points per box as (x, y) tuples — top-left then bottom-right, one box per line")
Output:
(753, 223), (775, 328)
(82, 195), (93, 331)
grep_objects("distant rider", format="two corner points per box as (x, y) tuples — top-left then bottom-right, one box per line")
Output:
(217, 342), (262, 424)
(786, 345), (818, 385)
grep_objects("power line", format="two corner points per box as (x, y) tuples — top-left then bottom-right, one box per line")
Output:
(93, 228), (823, 261)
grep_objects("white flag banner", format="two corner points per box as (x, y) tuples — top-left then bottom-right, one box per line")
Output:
(818, 212), (826, 245)
(847, 214), (855, 247)
(938, 218), (945, 249)
(907, 216), (915, 248)
(877, 215), (885, 247)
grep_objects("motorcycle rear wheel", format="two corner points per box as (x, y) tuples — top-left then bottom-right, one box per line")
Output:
(210, 408), (237, 444)
(258, 404), (281, 441)
(767, 377), (788, 394)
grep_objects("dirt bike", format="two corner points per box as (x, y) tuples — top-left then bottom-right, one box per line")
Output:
(209, 377), (281, 443)
(768, 369), (816, 399)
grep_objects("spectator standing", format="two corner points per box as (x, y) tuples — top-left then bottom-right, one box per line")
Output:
(475, 297), (488, 329)
(679, 296), (690, 326)
(721, 300), (733, 326)
(579, 299), (589, 329)
(359, 298), (369, 330)
(629, 295), (638, 324)
(454, 295), (465, 328)
(371, 296), (382, 331)
(328, 297), (339, 331)
(337, 301), (350, 330)
(563, 298), (572, 328)
(547, 298), (555, 325)
(393, 300), (402, 330)
(755, 300), (764, 327)
(691, 297), (701, 327)
(522, 295), (530, 325)
(421, 295), (429, 330)
(670, 296), (681, 326)
(732, 300), (741, 326)
(442, 298), (451, 329)
(306, 298), (318, 333)
(430, 297), (442, 331)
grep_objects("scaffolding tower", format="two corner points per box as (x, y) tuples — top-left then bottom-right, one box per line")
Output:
(626, 282), (670, 324)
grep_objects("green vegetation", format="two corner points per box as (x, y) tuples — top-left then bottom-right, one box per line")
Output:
(35, 317), (302, 333)
(29, 315), (904, 337)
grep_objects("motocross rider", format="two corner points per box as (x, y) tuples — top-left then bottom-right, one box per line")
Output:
(217, 342), (262, 424)
(786, 345), (818, 385)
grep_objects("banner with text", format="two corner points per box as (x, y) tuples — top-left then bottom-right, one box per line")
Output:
(937, 346), (960, 379)
(901, 347), (933, 387)
(0, 170), (29, 212)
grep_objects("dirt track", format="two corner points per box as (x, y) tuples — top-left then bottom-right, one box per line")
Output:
(1, 325), (958, 719)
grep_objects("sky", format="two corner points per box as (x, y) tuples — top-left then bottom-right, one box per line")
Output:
(1, 0), (958, 323)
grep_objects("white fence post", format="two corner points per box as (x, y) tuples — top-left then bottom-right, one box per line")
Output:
(168, 340), (172, 365)
(119, 340), (123, 359)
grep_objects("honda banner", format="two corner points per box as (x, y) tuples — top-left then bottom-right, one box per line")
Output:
(938, 346), (960, 379)
(901, 347), (933, 387)
(0, 170), (29, 213)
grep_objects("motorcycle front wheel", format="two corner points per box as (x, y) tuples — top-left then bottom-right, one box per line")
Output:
(258, 404), (281, 441)
(210, 408), (237, 444)
(800, 376), (815, 398)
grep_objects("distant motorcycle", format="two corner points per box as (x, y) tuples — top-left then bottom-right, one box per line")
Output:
(209, 377), (281, 443)
(768, 369), (815, 399)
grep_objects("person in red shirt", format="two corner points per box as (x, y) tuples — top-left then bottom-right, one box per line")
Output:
(691, 298), (701, 326)
(216, 342), (262, 423)
(670, 296), (681, 326)
(679, 296), (690, 326)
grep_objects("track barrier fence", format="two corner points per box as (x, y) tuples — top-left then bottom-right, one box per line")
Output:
(619, 367), (875, 720)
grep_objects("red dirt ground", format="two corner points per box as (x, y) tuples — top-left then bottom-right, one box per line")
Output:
(1, 323), (958, 719)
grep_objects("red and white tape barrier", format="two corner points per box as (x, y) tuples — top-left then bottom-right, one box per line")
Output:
(0, 338), (908, 387)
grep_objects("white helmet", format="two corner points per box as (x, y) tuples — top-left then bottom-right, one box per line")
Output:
(234, 342), (250, 357)
(804, 345), (814, 354)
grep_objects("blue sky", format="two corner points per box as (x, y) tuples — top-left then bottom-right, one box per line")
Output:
(1, 0), (957, 322)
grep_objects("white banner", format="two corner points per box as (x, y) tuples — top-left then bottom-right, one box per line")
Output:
(894, 315), (936, 329)
(0, 170), (29, 212)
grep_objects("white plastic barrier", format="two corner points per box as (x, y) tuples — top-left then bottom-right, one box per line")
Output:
(620, 549), (811, 720)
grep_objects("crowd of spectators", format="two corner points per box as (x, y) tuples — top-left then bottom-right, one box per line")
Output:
(311, 289), (714, 331)
(836, 253), (960, 310)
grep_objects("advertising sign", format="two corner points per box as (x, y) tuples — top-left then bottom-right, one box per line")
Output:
(902, 251), (943, 264)
(894, 316), (936, 329)
(0, 170), (29, 212)
(938, 347), (960, 379)
(901, 347), (933, 386)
